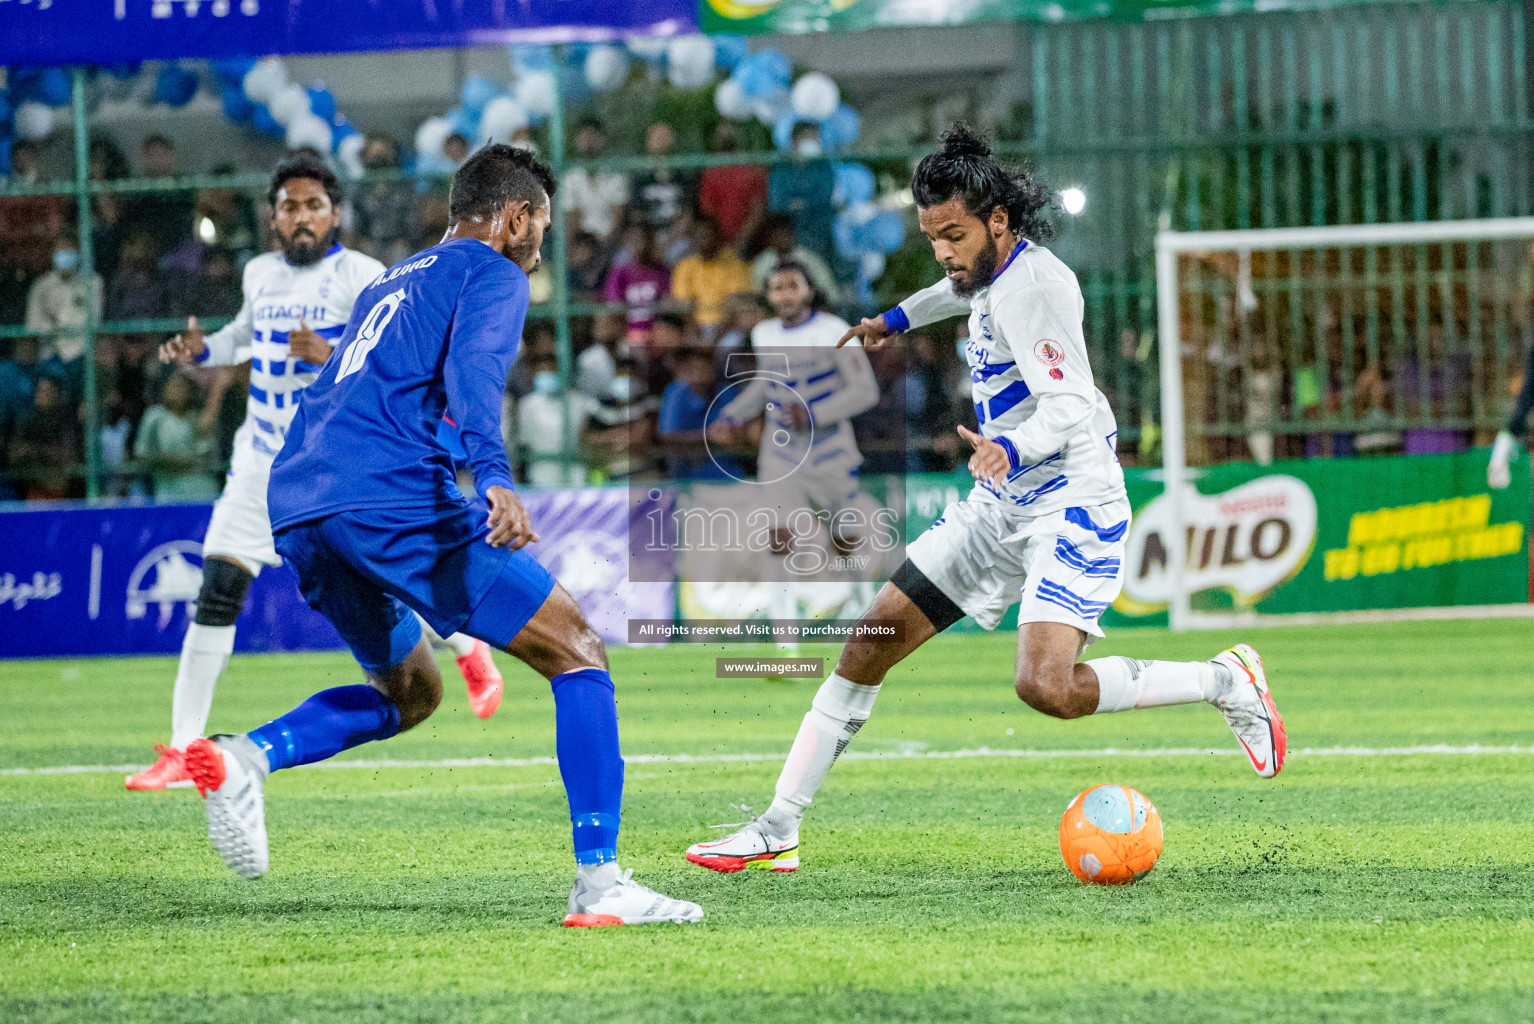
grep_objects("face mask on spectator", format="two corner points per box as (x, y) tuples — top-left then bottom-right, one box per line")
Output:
(54, 248), (81, 274)
(533, 371), (561, 397)
(610, 376), (634, 402)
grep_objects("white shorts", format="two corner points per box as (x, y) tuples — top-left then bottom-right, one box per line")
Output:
(202, 438), (281, 576)
(907, 495), (1131, 636)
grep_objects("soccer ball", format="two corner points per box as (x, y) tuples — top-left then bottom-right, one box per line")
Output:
(1058, 784), (1163, 885)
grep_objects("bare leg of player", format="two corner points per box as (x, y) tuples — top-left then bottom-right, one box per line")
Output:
(685, 580), (938, 873)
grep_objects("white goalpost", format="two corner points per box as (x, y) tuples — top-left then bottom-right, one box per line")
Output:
(1154, 217), (1534, 631)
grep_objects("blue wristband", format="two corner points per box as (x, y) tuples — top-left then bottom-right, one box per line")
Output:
(881, 305), (910, 334)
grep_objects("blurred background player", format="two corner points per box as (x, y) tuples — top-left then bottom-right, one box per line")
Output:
(1488, 340), (1534, 489)
(127, 155), (503, 792)
(182, 145), (701, 927)
(708, 260), (880, 648)
(686, 126), (1286, 875)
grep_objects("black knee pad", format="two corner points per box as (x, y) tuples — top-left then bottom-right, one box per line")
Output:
(889, 559), (965, 633)
(194, 557), (254, 626)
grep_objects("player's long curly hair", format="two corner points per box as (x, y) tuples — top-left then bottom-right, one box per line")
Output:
(912, 123), (1056, 242)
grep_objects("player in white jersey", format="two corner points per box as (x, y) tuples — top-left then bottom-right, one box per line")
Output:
(708, 261), (881, 647)
(127, 156), (503, 791)
(687, 125), (1287, 874)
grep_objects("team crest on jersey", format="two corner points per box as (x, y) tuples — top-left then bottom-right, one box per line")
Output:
(1034, 339), (1065, 367)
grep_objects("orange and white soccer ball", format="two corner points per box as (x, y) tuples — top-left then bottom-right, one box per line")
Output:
(1059, 784), (1163, 885)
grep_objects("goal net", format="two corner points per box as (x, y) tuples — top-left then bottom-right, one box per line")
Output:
(1151, 218), (1534, 630)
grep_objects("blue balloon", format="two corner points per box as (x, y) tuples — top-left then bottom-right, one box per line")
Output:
(306, 86), (337, 123)
(154, 65), (200, 108)
(459, 75), (499, 115)
(210, 59), (255, 85)
(0, 94), (12, 133)
(221, 86), (256, 124)
(821, 103), (860, 151)
(867, 211), (906, 254)
(509, 43), (555, 71)
(711, 35), (749, 71)
(332, 120), (359, 149)
(833, 209), (867, 259)
(734, 50), (791, 100)
(772, 112), (802, 152)
(834, 163), (875, 207)
(445, 106), (479, 140)
(251, 104), (285, 139)
(0, 137), (10, 177)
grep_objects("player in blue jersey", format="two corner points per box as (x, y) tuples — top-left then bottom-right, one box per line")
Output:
(181, 144), (702, 927)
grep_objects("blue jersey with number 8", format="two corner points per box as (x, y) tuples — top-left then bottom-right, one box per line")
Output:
(269, 237), (528, 531)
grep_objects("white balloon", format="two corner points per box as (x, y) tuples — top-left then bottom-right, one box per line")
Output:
(241, 56), (288, 105)
(713, 78), (753, 121)
(285, 113), (333, 153)
(478, 95), (529, 143)
(625, 34), (670, 60)
(858, 251), (886, 282)
(13, 101), (53, 140)
(666, 35), (716, 90)
(513, 70), (556, 119)
(790, 72), (840, 122)
(337, 132), (367, 179)
(753, 88), (791, 126)
(269, 82), (312, 126)
(584, 45), (630, 93)
(414, 115), (453, 159)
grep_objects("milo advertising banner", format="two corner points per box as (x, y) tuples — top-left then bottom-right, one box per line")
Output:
(905, 450), (1530, 630)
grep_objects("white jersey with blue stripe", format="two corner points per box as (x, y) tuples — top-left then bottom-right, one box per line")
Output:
(890, 240), (1125, 516)
(196, 244), (385, 462)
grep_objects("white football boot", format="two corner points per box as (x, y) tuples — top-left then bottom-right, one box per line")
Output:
(686, 820), (800, 873)
(184, 735), (269, 879)
(563, 867), (704, 927)
(1209, 644), (1288, 778)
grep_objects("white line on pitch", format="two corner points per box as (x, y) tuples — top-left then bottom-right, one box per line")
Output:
(4, 744), (1534, 778)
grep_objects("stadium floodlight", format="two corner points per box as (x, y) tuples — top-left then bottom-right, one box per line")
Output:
(1154, 217), (1534, 631)
(1061, 188), (1086, 215)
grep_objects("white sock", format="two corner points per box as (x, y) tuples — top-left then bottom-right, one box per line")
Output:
(170, 623), (236, 747)
(760, 672), (880, 837)
(444, 632), (478, 657)
(1086, 656), (1228, 714)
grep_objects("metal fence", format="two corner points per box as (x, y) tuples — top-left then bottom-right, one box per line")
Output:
(2, 0), (1528, 497)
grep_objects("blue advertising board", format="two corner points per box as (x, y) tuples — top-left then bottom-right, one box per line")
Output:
(0, 0), (695, 66)
(0, 488), (672, 660)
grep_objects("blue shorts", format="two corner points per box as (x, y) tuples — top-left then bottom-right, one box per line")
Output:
(275, 501), (556, 675)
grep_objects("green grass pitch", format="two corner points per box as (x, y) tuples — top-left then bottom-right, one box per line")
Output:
(3, 619), (1533, 1022)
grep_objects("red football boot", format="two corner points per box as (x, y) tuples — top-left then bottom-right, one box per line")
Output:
(124, 743), (193, 791)
(457, 639), (504, 719)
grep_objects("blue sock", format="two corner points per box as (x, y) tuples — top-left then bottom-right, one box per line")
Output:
(247, 685), (402, 773)
(550, 668), (624, 865)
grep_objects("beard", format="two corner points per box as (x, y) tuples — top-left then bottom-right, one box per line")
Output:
(951, 232), (1001, 298)
(282, 227), (334, 267)
(503, 235), (542, 272)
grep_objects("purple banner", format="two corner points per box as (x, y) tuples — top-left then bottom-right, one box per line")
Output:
(0, 489), (672, 659)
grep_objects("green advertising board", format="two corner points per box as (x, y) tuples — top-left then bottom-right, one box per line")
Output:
(905, 450), (1531, 632)
(701, 0), (1424, 32)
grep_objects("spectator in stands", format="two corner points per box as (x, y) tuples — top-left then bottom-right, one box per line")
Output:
(509, 321), (557, 400)
(123, 133), (194, 261)
(172, 246), (242, 320)
(901, 333), (956, 473)
(566, 230), (609, 299)
(88, 138), (131, 280)
(26, 230), (102, 376)
(657, 347), (739, 481)
(698, 120), (767, 249)
(106, 231), (170, 322)
(193, 165), (261, 265)
(768, 122), (837, 267)
(714, 292), (764, 380)
(671, 214), (753, 342)
(443, 133), (472, 170)
(602, 223), (670, 347)
(1397, 323), (1473, 455)
(349, 131), (418, 265)
(0, 338), (40, 483)
(9, 376), (80, 500)
(517, 353), (598, 488)
(750, 214), (840, 306)
(632, 122), (695, 254)
(134, 372), (217, 500)
(577, 332), (618, 404)
(98, 387), (141, 498)
(0, 140), (66, 326)
(561, 117), (629, 242)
